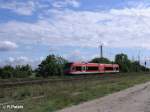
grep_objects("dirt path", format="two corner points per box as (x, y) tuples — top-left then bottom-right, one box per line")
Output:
(58, 82), (150, 112)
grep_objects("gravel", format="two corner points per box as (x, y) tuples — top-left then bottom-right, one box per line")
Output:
(58, 82), (150, 112)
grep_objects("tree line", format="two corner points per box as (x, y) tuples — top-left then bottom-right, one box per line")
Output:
(91, 53), (149, 72)
(0, 64), (32, 79)
(0, 53), (149, 79)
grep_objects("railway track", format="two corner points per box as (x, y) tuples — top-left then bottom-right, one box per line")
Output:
(0, 74), (122, 87)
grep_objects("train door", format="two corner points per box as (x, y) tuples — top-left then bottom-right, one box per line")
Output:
(113, 66), (116, 72)
(99, 64), (104, 73)
(82, 65), (86, 73)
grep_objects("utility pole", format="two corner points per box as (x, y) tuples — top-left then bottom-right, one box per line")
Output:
(99, 43), (103, 58)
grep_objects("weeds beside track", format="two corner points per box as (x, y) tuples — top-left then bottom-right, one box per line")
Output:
(1, 72), (150, 112)
(0, 73), (127, 87)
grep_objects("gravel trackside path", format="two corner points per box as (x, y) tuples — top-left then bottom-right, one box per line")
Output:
(58, 82), (150, 112)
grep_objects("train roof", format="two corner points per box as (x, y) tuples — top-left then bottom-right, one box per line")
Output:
(67, 62), (119, 66)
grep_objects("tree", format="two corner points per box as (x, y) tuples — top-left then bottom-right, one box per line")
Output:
(90, 57), (111, 64)
(37, 55), (68, 77)
(14, 64), (32, 78)
(115, 53), (132, 72)
(1, 65), (14, 79)
(131, 61), (140, 72)
(0, 67), (2, 78)
(56, 56), (68, 75)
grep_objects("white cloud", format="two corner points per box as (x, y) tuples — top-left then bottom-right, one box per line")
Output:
(66, 50), (85, 62)
(52, 0), (80, 8)
(1, 3), (150, 50)
(0, 1), (35, 15)
(2, 56), (42, 68)
(0, 41), (18, 51)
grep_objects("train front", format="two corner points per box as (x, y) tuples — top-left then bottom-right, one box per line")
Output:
(64, 63), (73, 75)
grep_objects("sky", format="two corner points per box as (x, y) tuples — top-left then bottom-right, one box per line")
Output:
(0, 0), (150, 68)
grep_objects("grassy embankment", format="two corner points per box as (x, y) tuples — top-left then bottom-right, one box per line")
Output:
(0, 72), (150, 112)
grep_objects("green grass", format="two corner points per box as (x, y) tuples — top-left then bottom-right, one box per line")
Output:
(0, 72), (150, 112)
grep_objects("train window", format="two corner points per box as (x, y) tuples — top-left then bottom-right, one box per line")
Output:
(76, 66), (82, 71)
(87, 66), (99, 71)
(104, 67), (113, 71)
(72, 67), (76, 71)
(82, 66), (86, 71)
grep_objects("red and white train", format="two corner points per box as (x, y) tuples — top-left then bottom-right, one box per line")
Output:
(64, 62), (119, 75)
